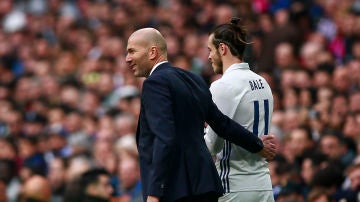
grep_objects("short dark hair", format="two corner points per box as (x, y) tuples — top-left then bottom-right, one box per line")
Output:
(209, 17), (249, 59)
(310, 164), (344, 188)
(80, 168), (110, 188)
(302, 150), (328, 168)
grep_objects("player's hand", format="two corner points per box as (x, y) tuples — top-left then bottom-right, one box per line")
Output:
(258, 134), (277, 160)
(147, 196), (160, 202)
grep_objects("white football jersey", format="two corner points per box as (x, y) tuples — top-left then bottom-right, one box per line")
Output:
(205, 63), (274, 193)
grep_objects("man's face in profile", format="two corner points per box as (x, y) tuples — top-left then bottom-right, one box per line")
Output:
(126, 36), (152, 77)
(207, 34), (223, 74)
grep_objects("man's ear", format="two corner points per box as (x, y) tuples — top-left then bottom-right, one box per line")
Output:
(149, 46), (157, 60)
(218, 43), (227, 55)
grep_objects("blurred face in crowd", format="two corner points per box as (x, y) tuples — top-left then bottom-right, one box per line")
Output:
(348, 60), (360, 83)
(41, 76), (60, 97)
(268, 161), (280, 186)
(332, 67), (350, 93)
(294, 70), (312, 89)
(183, 33), (200, 58)
(118, 157), (140, 189)
(126, 33), (152, 77)
(207, 34), (223, 74)
(282, 88), (298, 109)
(60, 86), (79, 108)
(166, 35), (180, 57)
(300, 42), (321, 71)
(0, 85), (9, 100)
(313, 71), (331, 88)
(316, 87), (333, 104)
(343, 113), (360, 140)
(351, 41), (360, 60)
(307, 188), (331, 202)
(97, 73), (114, 95)
(54, 51), (78, 75)
(332, 67), (351, 92)
(282, 109), (300, 133)
(214, 4), (234, 24)
(275, 42), (295, 68)
(114, 114), (136, 137)
(280, 69), (296, 89)
(47, 158), (66, 191)
(80, 91), (99, 116)
(274, 9), (290, 26)
(64, 112), (82, 133)
(301, 158), (314, 185)
(349, 92), (360, 113)
(331, 95), (348, 117)
(0, 139), (16, 160)
(18, 138), (36, 159)
(65, 157), (91, 181)
(47, 134), (66, 151)
(86, 174), (113, 199)
(22, 175), (51, 202)
(47, 108), (64, 125)
(319, 135), (343, 160)
(299, 89), (313, 108)
(288, 128), (313, 157)
(349, 166), (360, 191)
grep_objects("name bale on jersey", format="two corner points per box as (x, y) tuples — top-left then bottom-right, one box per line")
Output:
(249, 79), (265, 91)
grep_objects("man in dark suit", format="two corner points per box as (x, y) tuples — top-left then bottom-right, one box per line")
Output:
(125, 28), (276, 202)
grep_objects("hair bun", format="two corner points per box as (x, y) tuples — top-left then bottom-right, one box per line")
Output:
(230, 17), (242, 26)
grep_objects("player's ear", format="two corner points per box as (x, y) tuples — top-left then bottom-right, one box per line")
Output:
(218, 43), (227, 55)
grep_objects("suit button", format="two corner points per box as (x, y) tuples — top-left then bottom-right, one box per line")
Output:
(161, 184), (165, 189)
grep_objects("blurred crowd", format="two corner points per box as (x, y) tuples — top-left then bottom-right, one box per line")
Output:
(0, 0), (360, 202)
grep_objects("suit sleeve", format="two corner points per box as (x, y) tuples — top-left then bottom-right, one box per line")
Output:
(205, 81), (247, 154)
(141, 77), (176, 197)
(205, 88), (264, 153)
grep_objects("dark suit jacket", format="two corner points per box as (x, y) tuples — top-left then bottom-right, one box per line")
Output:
(137, 62), (263, 202)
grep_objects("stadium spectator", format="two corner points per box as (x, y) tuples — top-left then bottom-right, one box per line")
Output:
(20, 175), (51, 202)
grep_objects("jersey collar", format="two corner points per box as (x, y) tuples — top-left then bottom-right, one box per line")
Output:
(224, 63), (250, 75)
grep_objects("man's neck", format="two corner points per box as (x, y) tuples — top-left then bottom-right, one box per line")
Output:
(147, 56), (167, 77)
(152, 55), (167, 67)
(222, 57), (242, 73)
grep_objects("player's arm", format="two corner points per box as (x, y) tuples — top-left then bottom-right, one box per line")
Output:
(205, 81), (242, 154)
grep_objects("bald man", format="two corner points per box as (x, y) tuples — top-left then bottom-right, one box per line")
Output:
(22, 175), (51, 202)
(126, 28), (276, 202)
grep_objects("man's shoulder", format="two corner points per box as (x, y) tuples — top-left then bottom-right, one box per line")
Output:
(210, 78), (243, 98)
(225, 69), (271, 86)
(151, 63), (185, 76)
(147, 65), (173, 80)
(211, 73), (248, 90)
(148, 65), (205, 85)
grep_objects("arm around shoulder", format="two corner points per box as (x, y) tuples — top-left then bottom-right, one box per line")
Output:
(206, 99), (264, 153)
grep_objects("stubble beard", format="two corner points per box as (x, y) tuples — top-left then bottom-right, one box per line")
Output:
(214, 51), (223, 74)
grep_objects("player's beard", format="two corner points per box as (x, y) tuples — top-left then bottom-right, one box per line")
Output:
(213, 49), (223, 74)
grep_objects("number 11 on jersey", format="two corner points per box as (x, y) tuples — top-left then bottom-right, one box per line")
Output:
(253, 99), (269, 136)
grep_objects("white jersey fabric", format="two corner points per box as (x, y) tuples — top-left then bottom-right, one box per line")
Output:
(205, 63), (274, 193)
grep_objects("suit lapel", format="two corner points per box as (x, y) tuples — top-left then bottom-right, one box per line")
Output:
(136, 62), (169, 146)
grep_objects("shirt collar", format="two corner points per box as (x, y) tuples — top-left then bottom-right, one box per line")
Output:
(149, 61), (168, 76)
(224, 63), (250, 75)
